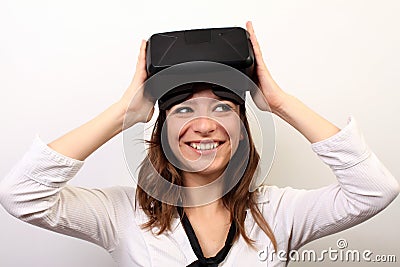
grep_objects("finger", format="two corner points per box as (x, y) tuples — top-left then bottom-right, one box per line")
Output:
(136, 39), (147, 70)
(246, 21), (267, 68)
(246, 21), (262, 56)
(133, 40), (148, 83)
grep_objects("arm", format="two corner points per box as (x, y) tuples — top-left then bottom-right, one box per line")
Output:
(0, 40), (152, 250)
(48, 39), (154, 160)
(264, 118), (399, 250)
(246, 21), (339, 143)
(272, 94), (340, 143)
(247, 21), (399, 249)
(0, 137), (134, 251)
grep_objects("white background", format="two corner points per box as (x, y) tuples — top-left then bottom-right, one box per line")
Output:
(0, 0), (399, 266)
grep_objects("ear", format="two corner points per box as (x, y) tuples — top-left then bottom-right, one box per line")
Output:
(240, 131), (244, 140)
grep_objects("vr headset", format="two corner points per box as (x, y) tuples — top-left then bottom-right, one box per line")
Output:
(145, 27), (255, 110)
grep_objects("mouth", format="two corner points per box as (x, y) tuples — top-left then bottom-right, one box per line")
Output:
(184, 140), (225, 153)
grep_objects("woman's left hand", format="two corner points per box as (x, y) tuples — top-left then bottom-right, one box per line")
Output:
(246, 21), (287, 113)
(246, 21), (340, 143)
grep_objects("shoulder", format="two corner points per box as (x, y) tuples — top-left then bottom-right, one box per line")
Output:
(63, 185), (138, 214)
(92, 185), (136, 205)
(97, 185), (136, 200)
(254, 184), (305, 204)
(254, 184), (339, 208)
(252, 185), (317, 239)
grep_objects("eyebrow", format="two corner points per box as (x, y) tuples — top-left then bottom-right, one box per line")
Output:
(175, 97), (235, 107)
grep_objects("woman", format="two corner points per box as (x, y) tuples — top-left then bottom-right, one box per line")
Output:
(0, 21), (398, 266)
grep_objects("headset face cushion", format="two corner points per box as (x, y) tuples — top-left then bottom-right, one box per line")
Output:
(158, 83), (245, 110)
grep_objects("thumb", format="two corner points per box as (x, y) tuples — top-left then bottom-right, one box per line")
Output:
(250, 87), (271, 112)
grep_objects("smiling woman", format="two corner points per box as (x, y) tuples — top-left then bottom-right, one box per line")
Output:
(166, 87), (242, 174)
(0, 21), (399, 267)
(135, 83), (277, 261)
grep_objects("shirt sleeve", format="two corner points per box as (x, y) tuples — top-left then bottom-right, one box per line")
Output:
(0, 136), (128, 252)
(263, 117), (399, 251)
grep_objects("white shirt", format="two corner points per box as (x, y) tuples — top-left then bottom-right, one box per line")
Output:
(0, 117), (398, 266)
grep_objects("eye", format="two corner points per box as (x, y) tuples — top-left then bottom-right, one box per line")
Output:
(214, 103), (233, 112)
(173, 106), (194, 114)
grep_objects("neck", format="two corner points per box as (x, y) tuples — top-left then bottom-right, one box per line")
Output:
(184, 198), (229, 219)
(180, 171), (225, 207)
(182, 170), (222, 187)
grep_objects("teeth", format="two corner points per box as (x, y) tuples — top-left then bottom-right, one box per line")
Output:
(189, 142), (219, 150)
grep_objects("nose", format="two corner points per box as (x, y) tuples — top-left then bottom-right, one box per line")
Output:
(191, 117), (217, 135)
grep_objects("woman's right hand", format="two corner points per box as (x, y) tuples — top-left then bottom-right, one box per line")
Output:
(118, 40), (155, 129)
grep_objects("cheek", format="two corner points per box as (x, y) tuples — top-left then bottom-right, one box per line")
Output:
(165, 118), (188, 156)
(166, 121), (179, 146)
(230, 128), (242, 153)
(212, 118), (241, 158)
(218, 117), (242, 142)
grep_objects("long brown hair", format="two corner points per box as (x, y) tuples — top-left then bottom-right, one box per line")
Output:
(135, 100), (277, 251)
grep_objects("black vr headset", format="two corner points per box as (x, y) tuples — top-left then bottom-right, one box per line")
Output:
(145, 27), (255, 110)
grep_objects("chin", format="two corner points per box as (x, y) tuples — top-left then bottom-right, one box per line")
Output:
(193, 161), (228, 177)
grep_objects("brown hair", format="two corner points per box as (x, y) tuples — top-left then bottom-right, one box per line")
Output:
(135, 101), (278, 251)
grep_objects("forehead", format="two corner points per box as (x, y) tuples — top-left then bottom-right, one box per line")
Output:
(187, 87), (221, 100)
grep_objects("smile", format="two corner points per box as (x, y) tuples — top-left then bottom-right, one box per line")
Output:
(189, 142), (219, 150)
(184, 140), (225, 152)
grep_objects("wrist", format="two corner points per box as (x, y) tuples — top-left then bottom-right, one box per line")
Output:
(113, 99), (149, 130)
(269, 90), (291, 115)
(106, 102), (128, 136)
